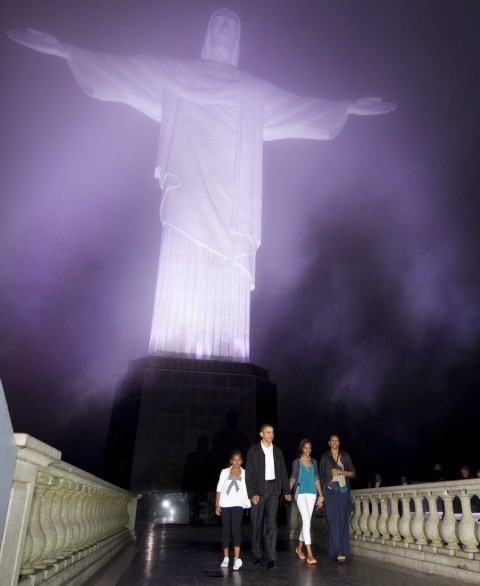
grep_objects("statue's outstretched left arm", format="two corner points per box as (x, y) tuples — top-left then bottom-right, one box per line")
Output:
(263, 83), (396, 141)
(347, 97), (396, 116)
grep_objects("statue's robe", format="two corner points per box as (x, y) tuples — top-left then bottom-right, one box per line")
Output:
(67, 49), (349, 360)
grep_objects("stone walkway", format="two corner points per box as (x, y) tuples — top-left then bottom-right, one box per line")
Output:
(89, 523), (471, 586)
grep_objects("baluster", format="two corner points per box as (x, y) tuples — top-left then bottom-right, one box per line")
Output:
(439, 493), (459, 550)
(52, 478), (68, 557)
(99, 492), (109, 539)
(351, 495), (361, 535)
(111, 495), (121, 534)
(112, 495), (122, 535)
(411, 494), (427, 544)
(76, 487), (88, 548)
(457, 492), (478, 553)
(40, 474), (60, 564)
(103, 493), (113, 537)
(424, 493), (442, 547)
(398, 496), (414, 543)
(377, 496), (389, 540)
(119, 496), (130, 531)
(60, 481), (76, 556)
(24, 481), (48, 570)
(68, 483), (82, 553)
(367, 495), (380, 537)
(477, 508), (480, 545)
(90, 486), (102, 543)
(83, 486), (95, 546)
(476, 487), (480, 545)
(387, 495), (401, 541)
(359, 494), (370, 536)
(109, 495), (119, 535)
(93, 488), (103, 542)
(20, 519), (34, 575)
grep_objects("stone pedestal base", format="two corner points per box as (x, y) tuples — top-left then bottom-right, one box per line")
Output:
(103, 357), (277, 497)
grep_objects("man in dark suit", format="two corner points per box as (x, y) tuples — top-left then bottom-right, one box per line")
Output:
(246, 423), (291, 569)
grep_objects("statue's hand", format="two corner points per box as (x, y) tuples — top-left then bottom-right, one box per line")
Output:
(347, 97), (396, 116)
(6, 29), (70, 59)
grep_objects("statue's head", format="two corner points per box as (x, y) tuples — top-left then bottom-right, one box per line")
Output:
(201, 8), (240, 67)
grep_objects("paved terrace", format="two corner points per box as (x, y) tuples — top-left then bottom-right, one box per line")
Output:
(90, 523), (469, 586)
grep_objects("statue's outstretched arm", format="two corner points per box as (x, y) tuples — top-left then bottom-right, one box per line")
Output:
(347, 97), (396, 116)
(7, 29), (71, 59)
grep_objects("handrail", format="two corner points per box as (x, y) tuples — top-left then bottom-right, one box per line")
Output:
(350, 479), (480, 552)
(0, 434), (139, 586)
(307, 480), (480, 583)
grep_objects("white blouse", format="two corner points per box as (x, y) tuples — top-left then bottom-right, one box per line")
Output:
(216, 467), (251, 509)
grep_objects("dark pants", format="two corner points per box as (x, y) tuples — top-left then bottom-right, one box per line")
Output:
(250, 481), (279, 561)
(221, 506), (243, 549)
(325, 487), (351, 558)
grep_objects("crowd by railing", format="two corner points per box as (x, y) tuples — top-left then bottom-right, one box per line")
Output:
(0, 434), (139, 586)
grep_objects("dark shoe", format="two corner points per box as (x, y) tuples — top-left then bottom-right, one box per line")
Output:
(267, 561), (277, 570)
(253, 558), (261, 566)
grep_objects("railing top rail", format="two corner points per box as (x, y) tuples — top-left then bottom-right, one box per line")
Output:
(14, 433), (139, 499)
(351, 478), (480, 495)
(15, 433), (61, 459)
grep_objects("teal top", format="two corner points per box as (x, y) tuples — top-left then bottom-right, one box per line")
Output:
(298, 463), (317, 495)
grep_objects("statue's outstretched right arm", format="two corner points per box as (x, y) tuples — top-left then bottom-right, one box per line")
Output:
(7, 29), (71, 59)
(8, 29), (163, 122)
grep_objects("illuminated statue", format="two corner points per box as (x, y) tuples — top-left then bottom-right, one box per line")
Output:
(8, 9), (395, 361)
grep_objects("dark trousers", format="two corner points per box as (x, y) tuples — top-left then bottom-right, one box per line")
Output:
(250, 481), (279, 561)
(221, 506), (243, 549)
(325, 488), (351, 558)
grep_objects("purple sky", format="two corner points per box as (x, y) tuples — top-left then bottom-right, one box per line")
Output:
(1, 0), (480, 482)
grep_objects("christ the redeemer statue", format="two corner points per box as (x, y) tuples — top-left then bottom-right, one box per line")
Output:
(8, 8), (395, 362)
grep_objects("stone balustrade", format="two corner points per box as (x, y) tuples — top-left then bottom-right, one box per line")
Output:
(0, 434), (139, 586)
(293, 480), (480, 584)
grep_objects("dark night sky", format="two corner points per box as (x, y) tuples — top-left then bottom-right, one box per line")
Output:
(1, 0), (479, 486)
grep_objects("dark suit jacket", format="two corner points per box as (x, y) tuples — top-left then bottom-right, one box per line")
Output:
(245, 442), (291, 498)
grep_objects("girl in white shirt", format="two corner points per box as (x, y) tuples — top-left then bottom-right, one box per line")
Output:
(215, 450), (251, 570)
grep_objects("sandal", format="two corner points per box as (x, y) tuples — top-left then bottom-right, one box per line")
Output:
(336, 554), (346, 562)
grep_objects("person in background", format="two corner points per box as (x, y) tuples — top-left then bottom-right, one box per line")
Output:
(319, 434), (356, 562)
(289, 438), (324, 564)
(215, 450), (251, 571)
(460, 465), (472, 479)
(426, 462), (445, 482)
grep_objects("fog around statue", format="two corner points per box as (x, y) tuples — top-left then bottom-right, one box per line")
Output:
(8, 8), (396, 362)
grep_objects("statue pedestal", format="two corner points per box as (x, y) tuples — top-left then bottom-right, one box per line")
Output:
(103, 356), (277, 521)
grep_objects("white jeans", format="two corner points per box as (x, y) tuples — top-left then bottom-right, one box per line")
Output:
(297, 493), (316, 545)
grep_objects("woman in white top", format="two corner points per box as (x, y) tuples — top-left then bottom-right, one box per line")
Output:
(215, 450), (251, 570)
